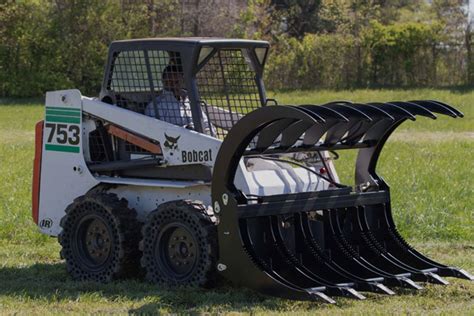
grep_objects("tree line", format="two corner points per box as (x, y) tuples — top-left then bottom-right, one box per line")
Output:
(0, 0), (472, 97)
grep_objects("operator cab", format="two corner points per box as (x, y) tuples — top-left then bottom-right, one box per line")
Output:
(99, 38), (270, 139)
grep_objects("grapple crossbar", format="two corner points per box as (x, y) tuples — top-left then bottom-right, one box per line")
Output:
(211, 100), (472, 302)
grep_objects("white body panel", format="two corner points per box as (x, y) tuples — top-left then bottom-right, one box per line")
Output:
(82, 97), (222, 167)
(37, 90), (334, 236)
(38, 90), (99, 235)
(107, 185), (212, 221)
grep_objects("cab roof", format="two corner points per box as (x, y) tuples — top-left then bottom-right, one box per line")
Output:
(109, 37), (270, 51)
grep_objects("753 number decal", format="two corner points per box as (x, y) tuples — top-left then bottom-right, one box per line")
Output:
(45, 123), (80, 145)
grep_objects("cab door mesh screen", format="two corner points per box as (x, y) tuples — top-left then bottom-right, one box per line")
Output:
(196, 49), (263, 139)
(107, 50), (181, 115)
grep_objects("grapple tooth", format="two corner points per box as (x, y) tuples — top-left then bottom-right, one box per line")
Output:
(308, 290), (337, 304)
(371, 283), (396, 295)
(424, 272), (449, 285)
(397, 277), (424, 290)
(341, 287), (366, 300)
(445, 268), (474, 281)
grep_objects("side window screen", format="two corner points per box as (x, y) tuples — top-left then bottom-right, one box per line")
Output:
(106, 50), (181, 114)
(110, 50), (149, 92)
(196, 48), (262, 139)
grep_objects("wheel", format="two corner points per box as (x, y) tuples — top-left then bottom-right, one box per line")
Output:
(140, 200), (218, 287)
(59, 192), (141, 282)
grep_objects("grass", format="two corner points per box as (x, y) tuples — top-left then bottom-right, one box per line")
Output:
(0, 89), (473, 314)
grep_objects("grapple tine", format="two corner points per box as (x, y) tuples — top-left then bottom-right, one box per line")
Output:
(243, 216), (336, 295)
(352, 205), (452, 285)
(387, 101), (437, 119)
(345, 103), (395, 120)
(242, 213), (356, 301)
(445, 268), (474, 281)
(255, 118), (298, 151)
(324, 103), (373, 122)
(299, 105), (347, 146)
(319, 103), (373, 145)
(279, 120), (314, 148)
(409, 100), (462, 118)
(426, 100), (464, 117)
(270, 215), (366, 300)
(303, 104), (350, 122)
(337, 103), (395, 145)
(368, 102), (417, 121)
(298, 105), (350, 146)
(324, 123), (352, 145)
(293, 212), (396, 295)
(239, 217), (333, 301)
(354, 101), (472, 282)
(323, 208), (421, 287)
(302, 124), (335, 147)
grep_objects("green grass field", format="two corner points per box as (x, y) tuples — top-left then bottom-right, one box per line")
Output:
(0, 89), (473, 315)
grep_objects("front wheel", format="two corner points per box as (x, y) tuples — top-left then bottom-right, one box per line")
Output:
(140, 200), (218, 287)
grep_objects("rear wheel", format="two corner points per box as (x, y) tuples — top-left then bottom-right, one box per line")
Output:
(59, 192), (141, 282)
(140, 200), (218, 287)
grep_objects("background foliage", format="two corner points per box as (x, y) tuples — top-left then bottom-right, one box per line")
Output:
(0, 0), (472, 96)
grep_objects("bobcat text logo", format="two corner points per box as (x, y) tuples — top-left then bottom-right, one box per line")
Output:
(164, 133), (180, 150)
(39, 218), (53, 229)
(182, 149), (213, 163)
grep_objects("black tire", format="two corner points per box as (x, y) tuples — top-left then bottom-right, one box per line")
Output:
(58, 192), (141, 282)
(140, 200), (218, 287)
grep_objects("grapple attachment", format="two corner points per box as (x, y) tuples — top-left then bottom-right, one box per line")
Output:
(211, 101), (472, 302)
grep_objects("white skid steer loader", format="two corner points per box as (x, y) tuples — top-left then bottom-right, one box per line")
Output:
(32, 38), (473, 303)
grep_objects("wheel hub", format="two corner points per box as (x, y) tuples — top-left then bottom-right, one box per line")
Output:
(77, 216), (113, 267)
(156, 224), (198, 278)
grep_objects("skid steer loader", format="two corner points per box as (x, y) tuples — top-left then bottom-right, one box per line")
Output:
(32, 38), (472, 303)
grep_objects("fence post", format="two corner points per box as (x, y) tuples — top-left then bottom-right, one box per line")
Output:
(466, 30), (474, 86)
(432, 43), (437, 86)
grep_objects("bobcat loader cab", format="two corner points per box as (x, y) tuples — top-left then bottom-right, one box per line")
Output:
(32, 38), (472, 303)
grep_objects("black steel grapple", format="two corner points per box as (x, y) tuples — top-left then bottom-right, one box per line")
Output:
(212, 100), (473, 302)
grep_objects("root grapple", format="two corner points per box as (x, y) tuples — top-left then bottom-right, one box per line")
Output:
(212, 100), (473, 302)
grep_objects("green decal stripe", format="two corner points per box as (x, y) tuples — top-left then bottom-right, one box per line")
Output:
(47, 106), (81, 112)
(45, 116), (80, 124)
(45, 144), (80, 153)
(45, 109), (81, 117)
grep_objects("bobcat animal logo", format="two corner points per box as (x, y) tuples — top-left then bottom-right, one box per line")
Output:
(164, 133), (180, 150)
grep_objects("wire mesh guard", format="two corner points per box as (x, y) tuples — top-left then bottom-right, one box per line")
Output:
(105, 48), (263, 141)
(108, 50), (186, 119)
(105, 49), (189, 155)
(196, 49), (263, 139)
